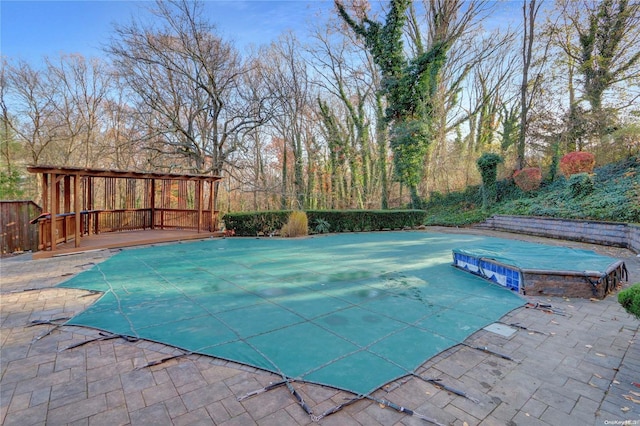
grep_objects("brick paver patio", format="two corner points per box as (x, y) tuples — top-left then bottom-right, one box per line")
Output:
(1, 228), (639, 425)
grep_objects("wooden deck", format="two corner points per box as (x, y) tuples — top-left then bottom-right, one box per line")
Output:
(33, 229), (224, 259)
(27, 166), (223, 260)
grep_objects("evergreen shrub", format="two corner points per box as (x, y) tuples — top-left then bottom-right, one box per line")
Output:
(306, 210), (427, 232)
(223, 210), (428, 236)
(618, 283), (640, 319)
(568, 173), (595, 197)
(222, 211), (290, 236)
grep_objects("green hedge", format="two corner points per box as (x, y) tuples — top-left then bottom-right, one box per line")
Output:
(222, 211), (290, 236)
(222, 210), (428, 236)
(618, 283), (640, 319)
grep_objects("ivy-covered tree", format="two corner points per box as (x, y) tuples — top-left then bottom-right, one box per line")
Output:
(577, 0), (640, 114)
(336, 0), (448, 207)
(555, 0), (640, 145)
(476, 152), (503, 210)
(318, 98), (349, 209)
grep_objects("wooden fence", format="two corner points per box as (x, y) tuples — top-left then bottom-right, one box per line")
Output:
(1, 201), (42, 255)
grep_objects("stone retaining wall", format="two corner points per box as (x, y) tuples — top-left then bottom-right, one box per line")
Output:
(476, 215), (640, 253)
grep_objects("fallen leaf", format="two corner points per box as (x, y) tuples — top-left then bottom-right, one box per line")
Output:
(590, 298), (599, 302)
(621, 406), (630, 412)
(550, 332), (556, 335)
(594, 373), (603, 379)
(623, 394), (640, 404)
(589, 381), (598, 387)
(463, 422), (469, 426)
(379, 403), (386, 409)
(613, 380), (620, 384)
(585, 344), (593, 349)
(551, 320), (559, 325)
(595, 353), (606, 357)
(631, 391), (640, 397)
(525, 413), (530, 417)
(567, 305), (574, 308)
(528, 332), (534, 335)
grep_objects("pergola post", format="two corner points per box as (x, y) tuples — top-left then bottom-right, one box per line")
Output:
(150, 178), (156, 230)
(63, 176), (71, 212)
(63, 176), (71, 243)
(74, 174), (81, 248)
(208, 181), (214, 231)
(197, 180), (203, 233)
(41, 173), (49, 212)
(49, 173), (57, 253)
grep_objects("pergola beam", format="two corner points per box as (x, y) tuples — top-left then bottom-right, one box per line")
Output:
(27, 165), (222, 183)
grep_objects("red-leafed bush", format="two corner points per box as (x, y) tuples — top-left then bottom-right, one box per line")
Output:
(559, 152), (595, 177)
(513, 167), (542, 191)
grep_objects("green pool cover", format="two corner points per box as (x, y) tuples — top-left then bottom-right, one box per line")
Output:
(59, 232), (532, 395)
(453, 241), (619, 272)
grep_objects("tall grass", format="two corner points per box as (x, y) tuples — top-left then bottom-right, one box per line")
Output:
(280, 211), (308, 237)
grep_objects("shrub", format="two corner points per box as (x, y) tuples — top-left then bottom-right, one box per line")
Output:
(559, 151), (595, 177)
(513, 167), (542, 192)
(306, 210), (427, 232)
(496, 178), (523, 202)
(568, 172), (595, 197)
(618, 283), (640, 319)
(312, 218), (330, 234)
(427, 185), (482, 207)
(224, 210), (428, 236)
(223, 211), (290, 236)
(280, 211), (308, 237)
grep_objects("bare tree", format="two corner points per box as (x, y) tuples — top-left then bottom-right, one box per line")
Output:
(0, 61), (15, 171)
(101, 78), (148, 170)
(45, 54), (113, 167)
(107, 0), (268, 178)
(258, 33), (317, 209)
(0, 60), (25, 198)
(516, 0), (550, 170)
(3, 59), (64, 166)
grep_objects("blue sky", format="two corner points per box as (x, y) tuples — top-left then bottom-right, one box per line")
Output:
(1, 0), (334, 63)
(1, 1), (521, 64)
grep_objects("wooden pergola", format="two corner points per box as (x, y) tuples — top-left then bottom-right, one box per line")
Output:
(28, 166), (223, 258)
